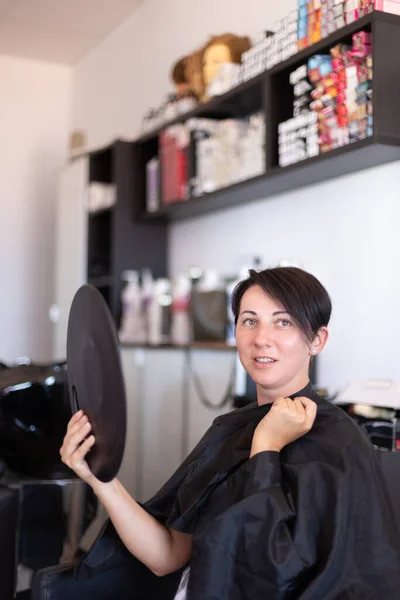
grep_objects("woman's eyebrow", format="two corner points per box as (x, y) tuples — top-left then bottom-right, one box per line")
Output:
(239, 310), (290, 317)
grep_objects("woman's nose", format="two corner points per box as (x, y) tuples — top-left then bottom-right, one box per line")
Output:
(253, 325), (273, 347)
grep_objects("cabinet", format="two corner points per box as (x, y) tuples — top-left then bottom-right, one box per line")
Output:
(117, 348), (143, 499)
(185, 348), (236, 454)
(120, 348), (186, 503)
(139, 349), (186, 501)
(119, 346), (236, 504)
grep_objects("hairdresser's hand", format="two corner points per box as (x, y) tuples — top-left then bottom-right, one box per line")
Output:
(60, 410), (98, 485)
(250, 396), (317, 457)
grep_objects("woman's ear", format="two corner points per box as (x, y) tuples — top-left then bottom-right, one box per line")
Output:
(310, 327), (329, 356)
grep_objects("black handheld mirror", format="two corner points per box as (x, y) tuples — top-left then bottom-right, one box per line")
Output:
(67, 285), (127, 482)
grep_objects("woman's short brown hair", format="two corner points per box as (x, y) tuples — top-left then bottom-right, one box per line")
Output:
(231, 267), (332, 343)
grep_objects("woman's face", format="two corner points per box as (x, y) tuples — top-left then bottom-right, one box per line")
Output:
(235, 285), (327, 401)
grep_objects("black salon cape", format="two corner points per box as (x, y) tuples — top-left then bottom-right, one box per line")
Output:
(75, 383), (400, 599)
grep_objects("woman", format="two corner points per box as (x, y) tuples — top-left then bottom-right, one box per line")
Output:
(61, 267), (400, 599)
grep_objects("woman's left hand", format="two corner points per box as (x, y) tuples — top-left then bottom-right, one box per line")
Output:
(250, 396), (317, 457)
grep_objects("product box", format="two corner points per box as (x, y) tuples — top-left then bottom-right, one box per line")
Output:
(331, 43), (350, 58)
(375, 0), (400, 14)
(345, 0), (361, 10)
(353, 32), (372, 57)
(352, 0), (400, 16)
(338, 114), (350, 126)
(346, 8), (359, 21)
(333, 3), (345, 15)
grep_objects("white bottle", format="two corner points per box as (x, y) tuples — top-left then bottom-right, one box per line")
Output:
(171, 274), (192, 345)
(118, 271), (146, 344)
(148, 278), (172, 346)
(141, 268), (154, 344)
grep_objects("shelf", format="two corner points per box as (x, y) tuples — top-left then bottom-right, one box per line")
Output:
(142, 173), (266, 221)
(136, 72), (266, 144)
(267, 137), (400, 192)
(141, 137), (400, 221)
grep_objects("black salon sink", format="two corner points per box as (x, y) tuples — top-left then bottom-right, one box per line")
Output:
(0, 362), (73, 479)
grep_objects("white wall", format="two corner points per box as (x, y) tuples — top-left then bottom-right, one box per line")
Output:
(72, 0), (400, 392)
(0, 55), (71, 363)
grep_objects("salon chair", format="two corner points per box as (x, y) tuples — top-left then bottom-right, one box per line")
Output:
(0, 359), (99, 598)
(379, 450), (400, 534)
(0, 484), (19, 600)
(30, 450), (400, 600)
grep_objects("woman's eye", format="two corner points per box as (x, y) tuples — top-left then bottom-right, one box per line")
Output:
(242, 318), (256, 327)
(277, 319), (291, 327)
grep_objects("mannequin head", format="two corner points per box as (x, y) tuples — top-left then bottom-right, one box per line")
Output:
(185, 48), (206, 100)
(171, 56), (192, 98)
(203, 33), (251, 86)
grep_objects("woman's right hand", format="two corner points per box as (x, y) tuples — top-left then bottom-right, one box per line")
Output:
(60, 410), (97, 485)
(250, 396), (317, 457)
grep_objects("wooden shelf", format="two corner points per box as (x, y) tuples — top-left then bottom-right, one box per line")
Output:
(134, 11), (400, 223)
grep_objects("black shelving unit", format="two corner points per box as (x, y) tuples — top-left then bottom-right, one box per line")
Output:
(133, 11), (400, 222)
(86, 141), (168, 322)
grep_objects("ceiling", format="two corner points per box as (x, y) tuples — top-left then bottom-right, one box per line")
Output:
(0, 0), (143, 65)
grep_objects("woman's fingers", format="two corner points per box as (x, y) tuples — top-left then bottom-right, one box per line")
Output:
(282, 397), (316, 427)
(293, 397), (305, 418)
(61, 420), (92, 460)
(284, 398), (293, 410)
(70, 435), (95, 466)
(273, 396), (286, 407)
(67, 415), (89, 440)
(67, 410), (84, 432)
(60, 413), (97, 483)
(298, 396), (317, 424)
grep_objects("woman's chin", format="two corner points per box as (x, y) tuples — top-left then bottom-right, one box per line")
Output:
(251, 371), (280, 389)
(247, 359), (279, 380)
